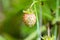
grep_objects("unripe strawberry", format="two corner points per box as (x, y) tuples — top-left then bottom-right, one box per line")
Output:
(23, 10), (36, 27)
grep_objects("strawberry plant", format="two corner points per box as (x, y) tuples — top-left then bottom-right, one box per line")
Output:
(0, 0), (60, 40)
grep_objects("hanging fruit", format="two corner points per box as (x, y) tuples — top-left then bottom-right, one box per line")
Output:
(23, 9), (36, 27)
(23, 1), (37, 27)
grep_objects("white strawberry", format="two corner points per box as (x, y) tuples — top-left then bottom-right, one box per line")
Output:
(23, 10), (36, 27)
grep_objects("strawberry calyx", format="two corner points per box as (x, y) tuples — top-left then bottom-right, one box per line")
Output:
(23, 9), (34, 14)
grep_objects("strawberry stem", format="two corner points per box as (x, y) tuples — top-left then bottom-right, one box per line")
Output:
(30, 1), (38, 9)
(33, 0), (42, 40)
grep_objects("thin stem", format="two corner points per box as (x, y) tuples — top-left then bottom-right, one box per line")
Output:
(39, 1), (42, 40)
(56, 0), (59, 18)
(46, 22), (51, 37)
(54, 0), (59, 40)
(30, 1), (38, 9)
(54, 24), (58, 40)
(47, 23), (50, 37)
(33, 0), (41, 40)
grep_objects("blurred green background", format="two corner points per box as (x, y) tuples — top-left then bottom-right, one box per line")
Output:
(0, 0), (60, 40)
